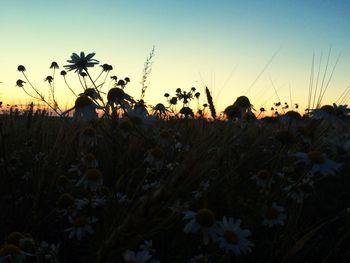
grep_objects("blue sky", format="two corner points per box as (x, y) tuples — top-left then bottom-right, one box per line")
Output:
(1, 0), (350, 111)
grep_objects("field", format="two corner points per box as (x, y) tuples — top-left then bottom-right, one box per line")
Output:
(0, 53), (350, 263)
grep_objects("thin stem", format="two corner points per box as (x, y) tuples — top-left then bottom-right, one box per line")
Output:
(21, 72), (63, 117)
(63, 75), (78, 97)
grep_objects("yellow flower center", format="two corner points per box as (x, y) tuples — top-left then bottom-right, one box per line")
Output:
(307, 151), (324, 164)
(0, 244), (21, 256)
(7, 232), (24, 246)
(195, 209), (215, 227)
(257, 170), (271, 180)
(224, 230), (239, 244)
(74, 217), (88, 227)
(265, 207), (279, 220)
(84, 169), (102, 181)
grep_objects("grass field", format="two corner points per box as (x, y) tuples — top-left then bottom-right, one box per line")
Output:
(0, 52), (350, 262)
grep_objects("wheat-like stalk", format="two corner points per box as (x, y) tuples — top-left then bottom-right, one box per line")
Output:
(205, 86), (216, 119)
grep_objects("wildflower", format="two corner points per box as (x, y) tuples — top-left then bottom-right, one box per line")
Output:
(292, 151), (342, 176)
(7, 232), (25, 247)
(50, 61), (59, 69)
(144, 146), (165, 171)
(123, 249), (155, 263)
(64, 216), (97, 240)
(69, 95), (101, 122)
(183, 208), (218, 245)
(216, 216), (254, 255)
(169, 97), (178, 105)
(60, 70), (67, 76)
(179, 107), (194, 118)
(16, 79), (26, 88)
(44, 76), (54, 84)
(262, 202), (287, 227)
(76, 168), (103, 191)
(79, 127), (98, 149)
(37, 242), (60, 262)
(64, 52), (99, 74)
(82, 153), (98, 168)
(251, 169), (273, 188)
(0, 244), (25, 262)
(100, 63), (113, 72)
(152, 103), (169, 118)
(107, 87), (135, 113)
(17, 65), (26, 72)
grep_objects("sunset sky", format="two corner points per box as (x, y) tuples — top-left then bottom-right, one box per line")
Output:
(1, 0), (350, 112)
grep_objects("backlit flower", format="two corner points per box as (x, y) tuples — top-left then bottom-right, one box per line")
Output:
(50, 61), (59, 69)
(17, 65), (26, 72)
(64, 52), (99, 74)
(16, 79), (26, 88)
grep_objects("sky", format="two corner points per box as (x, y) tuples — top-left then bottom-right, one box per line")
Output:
(1, 0), (350, 113)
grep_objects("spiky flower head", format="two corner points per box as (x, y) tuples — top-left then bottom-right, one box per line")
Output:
(64, 52), (99, 74)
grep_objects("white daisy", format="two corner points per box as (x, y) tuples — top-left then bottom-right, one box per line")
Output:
(0, 244), (25, 263)
(183, 209), (219, 245)
(144, 147), (165, 171)
(251, 169), (274, 188)
(123, 249), (156, 263)
(292, 151), (342, 177)
(64, 216), (97, 240)
(262, 202), (287, 227)
(216, 216), (254, 255)
(76, 168), (103, 191)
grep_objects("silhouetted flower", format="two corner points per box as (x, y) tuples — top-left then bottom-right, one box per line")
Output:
(60, 70), (67, 76)
(17, 65), (26, 72)
(44, 76), (54, 83)
(50, 62), (59, 69)
(101, 64), (113, 72)
(16, 79), (26, 87)
(64, 52), (99, 74)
